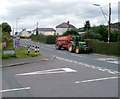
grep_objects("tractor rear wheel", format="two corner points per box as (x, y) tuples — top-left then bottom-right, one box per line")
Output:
(68, 43), (73, 52)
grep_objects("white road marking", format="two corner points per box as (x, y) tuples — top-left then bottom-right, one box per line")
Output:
(16, 68), (77, 76)
(95, 58), (119, 64)
(0, 87), (30, 93)
(71, 53), (86, 58)
(55, 56), (119, 75)
(75, 76), (119, 84)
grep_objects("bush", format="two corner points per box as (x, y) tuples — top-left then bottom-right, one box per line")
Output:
(85, 39), (119, 56)
(83, 32), (102, 40)
(31, 34), (58, 44)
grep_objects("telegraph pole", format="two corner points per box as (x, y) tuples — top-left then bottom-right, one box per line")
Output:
(16, 18), (19, 35)
(36, 22), (38, 35)
(108, 3), (111, 43)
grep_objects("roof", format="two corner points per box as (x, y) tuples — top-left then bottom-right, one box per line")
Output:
(56, 22), (76, 28)
(33, 28), (55, 32)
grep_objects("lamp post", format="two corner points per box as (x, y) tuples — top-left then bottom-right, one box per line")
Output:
(93, 3), (111, 43)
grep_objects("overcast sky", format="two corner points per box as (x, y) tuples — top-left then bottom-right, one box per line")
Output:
(0, 0), (119, 34)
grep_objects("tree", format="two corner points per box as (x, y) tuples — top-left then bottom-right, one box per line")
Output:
(2, 22), (11, 33)
(62, 29), (79, 36)
(84, 20), (91, 31)
(87, 25), (108, 41)
(2, 22), (11, 42)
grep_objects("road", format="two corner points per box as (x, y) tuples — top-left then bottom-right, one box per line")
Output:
(2, 39), (119, 97)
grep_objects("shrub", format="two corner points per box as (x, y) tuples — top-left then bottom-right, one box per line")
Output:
(85, 39), (119, 56)
(31, 34), (57, 44)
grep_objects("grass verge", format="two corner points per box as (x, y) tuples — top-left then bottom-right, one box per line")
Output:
(2, 41), (40, 60)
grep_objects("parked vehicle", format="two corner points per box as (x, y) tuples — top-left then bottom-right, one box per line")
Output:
(55, 36), (92, 54)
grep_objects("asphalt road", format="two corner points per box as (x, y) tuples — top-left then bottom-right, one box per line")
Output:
(2, 39), (119, 97)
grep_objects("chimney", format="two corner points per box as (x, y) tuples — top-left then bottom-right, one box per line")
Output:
(67, 21), (69, 25)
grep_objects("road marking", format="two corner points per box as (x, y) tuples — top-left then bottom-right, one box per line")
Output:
(75, 76), (119, 84)
(95, 58), (119, 64)
(0, 87), (30, 93)
(16, 68), (77, 76)
(71, 53), (86, 58)
(55, 56), (119, 75)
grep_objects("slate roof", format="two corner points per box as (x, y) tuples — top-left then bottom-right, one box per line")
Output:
(56, 22), (76, 28)
(33, 28), (55, 32)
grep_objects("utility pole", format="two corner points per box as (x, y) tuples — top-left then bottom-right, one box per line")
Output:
(108, 3), (111, 43)
(12, 26), (14, 36)
(16, 18), (19, 35)
(36, 22), (38, 35)
(93, 3), (111, 43)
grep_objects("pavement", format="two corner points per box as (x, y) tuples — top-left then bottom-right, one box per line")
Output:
(2, 52), (54, 68)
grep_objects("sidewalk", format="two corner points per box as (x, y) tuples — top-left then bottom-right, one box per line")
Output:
(2, 52), (54, 68)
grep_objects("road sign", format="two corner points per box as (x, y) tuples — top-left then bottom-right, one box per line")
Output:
(14, 40), (20, 48)
(4, 50), (15, 55)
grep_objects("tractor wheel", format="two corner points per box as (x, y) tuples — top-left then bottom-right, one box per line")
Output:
(55, 44), (61, 50)
(68, 43), (73, 52)
(75, 46), (81, 54)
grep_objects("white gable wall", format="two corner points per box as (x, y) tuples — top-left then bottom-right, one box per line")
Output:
(56, 28), (68, 35)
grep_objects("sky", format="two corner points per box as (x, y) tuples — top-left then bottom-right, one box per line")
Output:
(0, 0), (119, 34)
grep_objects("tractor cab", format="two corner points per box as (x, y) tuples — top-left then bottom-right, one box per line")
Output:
(72, 36), (83, 42)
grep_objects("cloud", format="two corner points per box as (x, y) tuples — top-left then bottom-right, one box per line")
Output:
(0, 0), (118, 32)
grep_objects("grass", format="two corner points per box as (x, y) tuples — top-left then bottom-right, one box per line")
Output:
(2, 41), (40, 60)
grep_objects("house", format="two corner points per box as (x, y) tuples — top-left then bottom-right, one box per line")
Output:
(56, 21), (76, 35)
(20, 29), (31, 37)
(32, 28), (56, 35)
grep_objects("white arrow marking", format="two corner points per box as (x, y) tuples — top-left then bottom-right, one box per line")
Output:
(0, 87), (30, 93)
(16, 68), (77, 76)
(75, 76), (119, 84)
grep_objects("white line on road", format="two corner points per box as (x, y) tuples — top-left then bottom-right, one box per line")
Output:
(95, 58), (119, 64)
(70, 53), (86, 58)
(55, 56), (119, 75)
(0, 87), (30, 93)
(75, 76), (119, 84)
(16, 68), (77, 76)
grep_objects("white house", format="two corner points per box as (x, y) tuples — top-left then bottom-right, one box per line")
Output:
(56, 21), (76, 35)
(32, 28), (56, 35)
(19, 29), (31, 37)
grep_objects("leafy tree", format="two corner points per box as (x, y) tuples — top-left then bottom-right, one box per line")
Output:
(62, 29), (79, 36)
(84, 20), (91, 31)
(2, 22), (11, 33)
(87, 25), (108, 41)
(2, 22), (11, 42)
(83, 32), (102, 40)
(110, 30), (120, 42)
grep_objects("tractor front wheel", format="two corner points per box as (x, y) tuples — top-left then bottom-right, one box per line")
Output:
(68, 43), (73, 52)
(75, 46), (81, 54)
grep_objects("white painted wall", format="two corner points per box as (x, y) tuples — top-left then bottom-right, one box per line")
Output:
(56, 28), (68, 35)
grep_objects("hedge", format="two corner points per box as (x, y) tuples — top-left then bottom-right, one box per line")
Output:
(30, 34), (59, 44)
(85, 39), (120, 56)
(30, 34), (120, 56)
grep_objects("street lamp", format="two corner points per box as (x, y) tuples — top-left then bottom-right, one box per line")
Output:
(93, 3), (111, 43)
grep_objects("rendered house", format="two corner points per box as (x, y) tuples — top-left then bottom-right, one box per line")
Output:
(20, 29), (31, 37)
(56, 21), (76, 35)
(32, 28), (56, 35)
